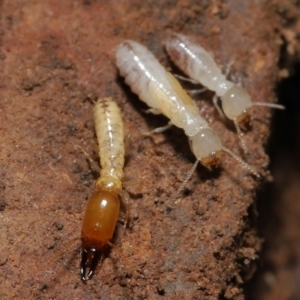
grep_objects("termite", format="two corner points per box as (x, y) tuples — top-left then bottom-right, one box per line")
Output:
(80, 97), (128, 281)
(165, 33), (285, 153)
(116, 40), (259, 194)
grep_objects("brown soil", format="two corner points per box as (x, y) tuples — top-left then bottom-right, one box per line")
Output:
(0, 1), (290, 299)
(248, 1), (300, 300)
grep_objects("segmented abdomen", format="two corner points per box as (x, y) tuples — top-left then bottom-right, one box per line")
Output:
(116, 40), (208, 136)
(165, 33), (233, 97)
(93, 98), (125, 192)
(116, 40), (166, 111)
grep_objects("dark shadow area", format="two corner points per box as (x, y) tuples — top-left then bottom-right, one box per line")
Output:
(245, 63), (300, 299)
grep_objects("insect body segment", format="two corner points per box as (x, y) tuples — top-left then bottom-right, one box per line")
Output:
(116, 41), (207, 136)
(165, 34), (234, 98)
(165, 33), (254, 125)
(94, 98), (125, 193)
(116, 40), (222, 168)
(116, 40), (259, 178)
(81, 97), (125, 281)
(165, 33), (284, 127)
(148, 78), (223, 167)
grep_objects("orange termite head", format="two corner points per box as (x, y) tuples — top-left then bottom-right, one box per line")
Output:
(80, 188), (120, 281)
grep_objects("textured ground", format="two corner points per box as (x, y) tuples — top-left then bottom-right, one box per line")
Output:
(249, 2), (300, 299)
(0, 1), (286, 299)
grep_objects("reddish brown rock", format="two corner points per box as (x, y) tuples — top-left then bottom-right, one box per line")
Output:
(249, 1), (300, 299)
(0, 1), (284, 299)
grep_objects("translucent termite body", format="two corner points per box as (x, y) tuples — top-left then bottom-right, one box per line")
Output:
(165, 33), (284, 127)
(116, 40), (259, 181)
(80, 97), (125, 281)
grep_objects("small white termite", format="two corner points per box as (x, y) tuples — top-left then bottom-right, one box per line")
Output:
(116, 40), (259, 193)
(165, 33), (285, 153)
(80, 97), (128, 281)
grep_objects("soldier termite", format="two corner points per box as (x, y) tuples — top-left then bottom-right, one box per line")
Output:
(80, 97), (129, 281)
(116, 40), (260, 195)
(165, 33), (285, 153)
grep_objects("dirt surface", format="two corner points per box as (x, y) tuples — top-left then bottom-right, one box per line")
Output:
(248, 2), (300, 300)
(0, 1), (285, 299)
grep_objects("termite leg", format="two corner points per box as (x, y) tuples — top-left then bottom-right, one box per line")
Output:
(124, 133), (132, 155)
(212, 94), (225, 118)
(73, 143), (100, 173)
(153, 121), (173, 133)
(144, 108), (162, 115)
(233, 118), (248, 154)
(123, 178), (143, 194)
(174, 74), (199, 84)
(224, 61), (234, 78)
(141, 121), (173, 139)
(223, 61), (242, 87)
(107, 241), (114, 247)
(120, 189), (130, 228)
(174, 74), (207, 94)
(187, 87), (207, 95)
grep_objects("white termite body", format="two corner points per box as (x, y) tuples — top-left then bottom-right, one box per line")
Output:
(116, 40), (223, 168)
(165, 33), (284, 126)
(116, 40), (259, 178)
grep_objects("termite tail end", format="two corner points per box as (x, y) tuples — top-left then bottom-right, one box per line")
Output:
(80, 248), (102, 281)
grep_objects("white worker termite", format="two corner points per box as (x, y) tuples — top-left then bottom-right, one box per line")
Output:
(116, 40), (260, 194)
(80, 97), (129, 281)
(165, 33), (285, 153)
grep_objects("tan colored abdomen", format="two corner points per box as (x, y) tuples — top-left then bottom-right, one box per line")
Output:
(93, 98), (125, 193)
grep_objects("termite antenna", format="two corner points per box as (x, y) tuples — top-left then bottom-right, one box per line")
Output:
(233, 118), (248, 154)
(222, 146), (260, 178)
(174, 160), (199, 198)
(252, 102), (285, 110)
(46, 235), (81, 267)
